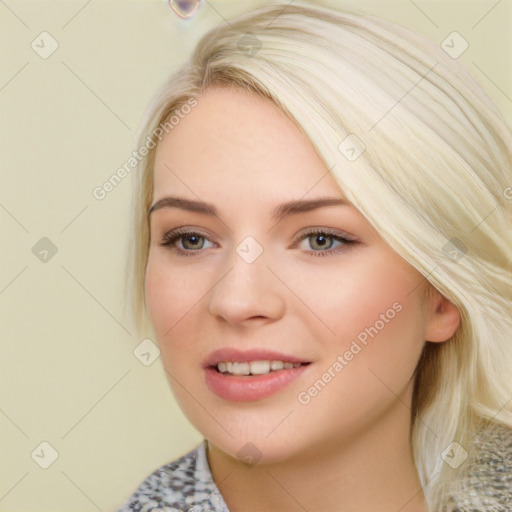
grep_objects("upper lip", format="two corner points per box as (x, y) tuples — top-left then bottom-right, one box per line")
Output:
(203, 348), (311, 368)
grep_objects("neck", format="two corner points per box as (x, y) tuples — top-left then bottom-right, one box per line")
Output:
(206, 387), (428, 512)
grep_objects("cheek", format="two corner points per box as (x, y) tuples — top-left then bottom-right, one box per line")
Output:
(352, 294), (426, 381)
(290, 250), (428, 401)
(303, 255), (426, 404)
(144, 253), (208, 339)
(145, 255), (206, 405)
(284, 250), (426, 347)
(292, 268), (426, 439)
(144, 257), (174, 336)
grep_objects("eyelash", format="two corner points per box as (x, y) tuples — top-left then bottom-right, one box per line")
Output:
(159, 227), (357, 257)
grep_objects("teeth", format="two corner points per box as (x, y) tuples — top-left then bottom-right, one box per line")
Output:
(217, 360), (304, 375)
(226, 362), (250, 375)
(270, 360), (284, 370)
(249, 361), (270, 375)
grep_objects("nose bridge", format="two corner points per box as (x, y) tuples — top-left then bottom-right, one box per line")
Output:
(207, 234), (284, 323)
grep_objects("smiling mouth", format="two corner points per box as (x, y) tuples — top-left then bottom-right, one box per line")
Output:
(205, 353), (312, 401)
(214, 360), (310, 376)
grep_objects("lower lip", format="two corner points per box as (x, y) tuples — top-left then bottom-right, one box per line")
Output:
(204, 365), (310, 402)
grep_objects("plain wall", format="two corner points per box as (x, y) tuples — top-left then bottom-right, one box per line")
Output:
(1, 0), (511, 510)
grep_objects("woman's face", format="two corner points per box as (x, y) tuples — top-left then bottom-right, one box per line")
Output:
(145, 86), (443, 464)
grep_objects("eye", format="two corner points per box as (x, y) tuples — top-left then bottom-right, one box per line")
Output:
(159, 227), (357, 257)
(295, 228), (357, 257)
(160, 227), (216, 256)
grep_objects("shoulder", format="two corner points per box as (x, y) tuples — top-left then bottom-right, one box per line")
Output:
(442, 422), (512, 511)
(118, 441), (228, 512)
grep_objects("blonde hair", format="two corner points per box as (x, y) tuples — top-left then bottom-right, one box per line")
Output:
(126, 1), (512, 508)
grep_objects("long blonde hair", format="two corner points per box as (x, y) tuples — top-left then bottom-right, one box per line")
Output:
(126, 1), (512, 508)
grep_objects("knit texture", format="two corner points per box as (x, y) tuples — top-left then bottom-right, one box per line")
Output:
(437, 422), (512, 512)
(118, 440), (228, 512)
(119, 424), (512, 511)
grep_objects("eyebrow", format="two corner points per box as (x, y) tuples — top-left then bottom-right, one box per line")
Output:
(148, 195), (349, 222)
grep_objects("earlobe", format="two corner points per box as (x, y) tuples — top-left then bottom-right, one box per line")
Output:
(424, 291), (461, 343)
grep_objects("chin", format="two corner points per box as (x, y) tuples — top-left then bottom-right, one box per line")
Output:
(208, 431), (306, 467)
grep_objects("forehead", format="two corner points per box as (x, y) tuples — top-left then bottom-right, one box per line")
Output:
(152, 87), (343, 201)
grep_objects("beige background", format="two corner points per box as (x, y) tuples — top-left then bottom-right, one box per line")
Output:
(1, 0), (510, 510)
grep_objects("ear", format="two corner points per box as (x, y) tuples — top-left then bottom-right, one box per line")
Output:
(424, 288), (461, 343)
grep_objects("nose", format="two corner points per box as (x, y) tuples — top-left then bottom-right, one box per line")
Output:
(207, 246), (286, 326)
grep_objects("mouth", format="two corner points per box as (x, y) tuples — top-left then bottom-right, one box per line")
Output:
(214, 360), (308, 376)
(204, 348), (312, 401)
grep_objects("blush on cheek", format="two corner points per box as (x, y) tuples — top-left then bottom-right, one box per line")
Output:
(325, 281), (424, 381)
(329, 290), (408, 352)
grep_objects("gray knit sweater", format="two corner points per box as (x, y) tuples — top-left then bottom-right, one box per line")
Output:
(119, 424), (512, 511)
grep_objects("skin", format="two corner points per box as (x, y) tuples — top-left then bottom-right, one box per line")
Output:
(145, 86), (461, 512)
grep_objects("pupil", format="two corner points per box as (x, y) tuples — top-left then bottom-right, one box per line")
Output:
(184, 235), (202, 249)
(311, 234), (331, 250)
(317, 235), (327, 247)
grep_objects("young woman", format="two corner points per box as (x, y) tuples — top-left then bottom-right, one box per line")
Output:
(120, 1), (512, 510)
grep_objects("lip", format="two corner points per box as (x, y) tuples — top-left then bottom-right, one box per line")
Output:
(204, 348), (311, 402)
